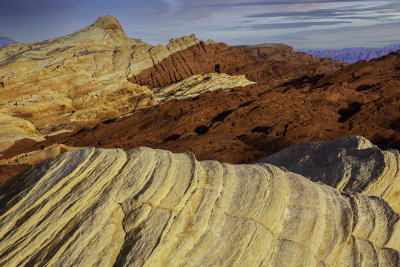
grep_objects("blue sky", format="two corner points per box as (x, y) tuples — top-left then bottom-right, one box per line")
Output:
(0, 0), (399, 49)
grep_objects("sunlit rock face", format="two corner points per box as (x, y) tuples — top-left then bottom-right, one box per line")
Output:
(0, 15), (200, 135)
(154, 73), (255, 101)
(259, 136), (400, 214)
(0, 113), (44, 153)
(0, 137), (399, 266)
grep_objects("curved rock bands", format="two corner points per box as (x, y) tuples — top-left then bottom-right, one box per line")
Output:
(0, 147), (399, 266)
(0, 16), (199, 134)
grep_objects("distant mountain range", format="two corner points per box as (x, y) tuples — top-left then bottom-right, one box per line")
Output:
(301, 43), (400, 63)
(0, 36), (17, 47)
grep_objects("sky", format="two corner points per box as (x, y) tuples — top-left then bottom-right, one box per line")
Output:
(0, 0), (399, 49)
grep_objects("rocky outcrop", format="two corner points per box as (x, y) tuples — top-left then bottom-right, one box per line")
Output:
(12, 50), (395, 168)
(129, 41), (345, 89)
(0, 15), (349, 160)
(0, 144), (81, 166)
(0, 113), (44, 153)
(0, 16), (201, 134)
(237, 43), (347, 73)
(260, 136), (400, 213)
(154, 73), (255, 101)
(0, 143), (399, 266)
(303, 43), (400, 63)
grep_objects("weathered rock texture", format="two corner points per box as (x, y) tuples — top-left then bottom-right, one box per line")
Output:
(13, 50), (395, 167)
(237, 43), (347, 73)
(260, 136), (400, 214)
(0, 15), (202, 134)
(0, 113), (44, 153)
(0, 144), (81, 166)
(129, 42), (345, 89)
(154, 73), (255, 101)
(0, 142), (399, 266)
(0, 15), (349, 159)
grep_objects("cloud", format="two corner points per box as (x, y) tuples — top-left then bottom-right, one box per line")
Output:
(0, 0), (398, 49)
(204, 0), (385, 8)
(245, 3), (399, 20)
(198, 21), (352, 31)
(273, 21), (400, 49)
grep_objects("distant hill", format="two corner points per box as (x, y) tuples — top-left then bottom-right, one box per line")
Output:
(0, 36), (17, 47)
(301, 43), (400, 63)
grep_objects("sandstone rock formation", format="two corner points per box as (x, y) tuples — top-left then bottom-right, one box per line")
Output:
(0, 113), (44, 153)
(129, 41), (345, 89)
(0, 15), (202, 134)
(259, 136), (400, 213)
(237, 43), (347, 73)
(12, 50), (394, 168)
(0, 15), (350, 164)
(0, 144), (81, 166)
(0, 143), (399, 266)
(154, 73), (255, 101)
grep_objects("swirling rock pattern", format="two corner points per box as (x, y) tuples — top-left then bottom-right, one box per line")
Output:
(0, 140), (399, 266)
(0, 16), (199, 134)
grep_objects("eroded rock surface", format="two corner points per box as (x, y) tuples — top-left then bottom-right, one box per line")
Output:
(0, 113), (44, 153)
(154, 73), (255, 101)
(260, 136), (400, 213)
(17, 51), (396, 167)
(0, 16), (201, 134)
(237, 43), (347, 73)
(0, 143), (399, 266)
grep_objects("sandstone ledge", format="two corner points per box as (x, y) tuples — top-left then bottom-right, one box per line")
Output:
(0, 140), (399, 266)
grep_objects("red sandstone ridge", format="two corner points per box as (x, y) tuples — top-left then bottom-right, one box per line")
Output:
(129, 41), (346, 89)
(236, 43), (347, 74)
(3, 51), (400, 171)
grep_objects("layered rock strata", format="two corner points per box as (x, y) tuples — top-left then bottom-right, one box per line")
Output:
(260, 136), (400, 213)
(0, 15), (201, 134)
(0, 15), (348, 159)
(129, 41), (345, 89)
(0, 143), (399, 266)
(0, 113), (44, 153)
(237, 43), (347, 73)
(14, 51), (396, 167)
(154, 73), (255, 101)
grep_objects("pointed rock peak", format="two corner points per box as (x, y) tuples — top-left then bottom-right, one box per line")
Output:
(72, 15), (136, 45)
(92, 15), (124, 31)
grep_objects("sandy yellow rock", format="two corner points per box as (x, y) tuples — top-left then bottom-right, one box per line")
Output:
(0, 144), (82, 165)
(154, 73), (256, 101)
(0, 139), (398, 266)
(0, 16), (200, 134)
(0, 113), (44, 153)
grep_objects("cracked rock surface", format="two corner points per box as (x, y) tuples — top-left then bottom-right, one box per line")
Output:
(0, 137), (399, 266)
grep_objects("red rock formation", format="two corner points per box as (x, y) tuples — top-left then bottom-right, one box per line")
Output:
(2, 46), (398, 186)
(129, 41), (345, 88)
(237, 43), (347, 73)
